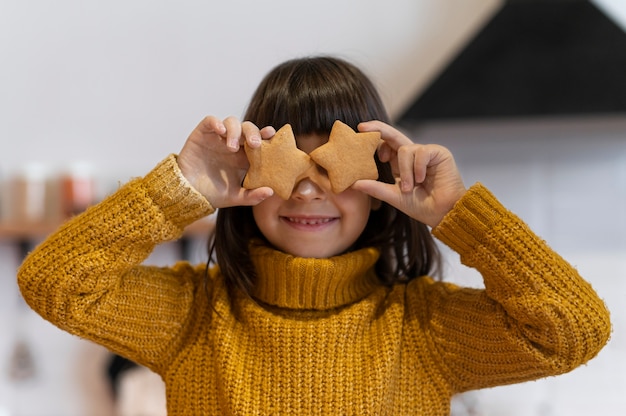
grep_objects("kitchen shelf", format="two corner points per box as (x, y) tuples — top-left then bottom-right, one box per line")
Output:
(0, 217), (215, 260)
(0, 218), (215, 241)
(0, 221), (61, 240)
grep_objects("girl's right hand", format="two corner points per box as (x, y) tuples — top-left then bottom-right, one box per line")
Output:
(177, 116), (275, 208)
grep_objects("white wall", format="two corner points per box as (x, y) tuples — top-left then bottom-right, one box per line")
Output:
(0, 0), (499, 181)
(2, 0), (626, 415)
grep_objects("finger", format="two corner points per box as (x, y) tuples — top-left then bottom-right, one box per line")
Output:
(260, 125), (276, 139)
(237, 186), (274, 206)
(223, 116), (243, 151)
(241, 121), (262, 147)
(352, 179), (400, 207)
(358, 120), (413, 150)
(396, 146), (416, 192)
(357, 120), (386, 133)
(198, 115), (226, 135)
(413, 145), (432, 184)
(377, 141), (393, 163)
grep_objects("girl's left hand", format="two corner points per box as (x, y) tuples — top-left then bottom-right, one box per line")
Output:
(352, 120), (467, 228)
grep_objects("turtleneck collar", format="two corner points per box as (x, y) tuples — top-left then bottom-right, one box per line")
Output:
(249, 243), (381, 310)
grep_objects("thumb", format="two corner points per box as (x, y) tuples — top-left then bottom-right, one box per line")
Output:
(236, 187), (275, 207)
(352, 179), (400, 206)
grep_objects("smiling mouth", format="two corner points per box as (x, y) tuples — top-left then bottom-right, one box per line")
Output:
(283, 217), (336, 225)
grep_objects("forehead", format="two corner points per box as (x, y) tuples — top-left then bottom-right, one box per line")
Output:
(296, 133), (329, 154)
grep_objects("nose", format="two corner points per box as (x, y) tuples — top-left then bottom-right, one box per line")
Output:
(291, 166), (330, 201)
(292, 178), (323, 200)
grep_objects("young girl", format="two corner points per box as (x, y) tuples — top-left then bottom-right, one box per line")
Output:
(18, 56), (610, 415)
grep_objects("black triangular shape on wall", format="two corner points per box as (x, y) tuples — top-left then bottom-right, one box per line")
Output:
(397, 0), (626, 124)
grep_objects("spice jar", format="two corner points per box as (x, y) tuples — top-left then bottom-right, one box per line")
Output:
(60, 162), (95, 217)
(10, 163), (49, 223)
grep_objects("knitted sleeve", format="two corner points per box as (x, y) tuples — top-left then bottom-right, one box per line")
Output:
(421, 183), (611, 393)
(17, 155), (215, 368)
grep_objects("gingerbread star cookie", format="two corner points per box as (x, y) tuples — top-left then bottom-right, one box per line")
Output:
(309, 120), (382, 193)
(243, 124), (314, 200)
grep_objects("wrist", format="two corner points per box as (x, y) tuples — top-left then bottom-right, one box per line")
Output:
(145, 155), (215, 225)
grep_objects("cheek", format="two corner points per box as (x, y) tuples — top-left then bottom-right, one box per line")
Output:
(250, 202), (265, 227)
(337, 192), (374, 224)
(339, 190), (373, 209)
(251, 195), (283, 235)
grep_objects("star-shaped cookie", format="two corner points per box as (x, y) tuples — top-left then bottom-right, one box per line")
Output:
(309, 120), (382, 193)
(243, 124), (314, 200)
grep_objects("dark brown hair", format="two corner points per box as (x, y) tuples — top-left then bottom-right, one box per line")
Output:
(209, 56), (441, 296)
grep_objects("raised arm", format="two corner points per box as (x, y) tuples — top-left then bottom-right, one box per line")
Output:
(17, 155), (213, 366)
(424, 184), (611, 391)
(354, 120), (610, 391)
(17, 115), (271, 367)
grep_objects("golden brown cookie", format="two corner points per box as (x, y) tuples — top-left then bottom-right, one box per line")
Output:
(243, 124), (314, 200)
(309, 120), (381, 193)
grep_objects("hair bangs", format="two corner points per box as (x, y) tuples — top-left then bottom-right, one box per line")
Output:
(244, 56), (388, 135)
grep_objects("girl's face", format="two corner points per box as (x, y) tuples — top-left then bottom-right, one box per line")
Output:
(252, 133), (377, 258)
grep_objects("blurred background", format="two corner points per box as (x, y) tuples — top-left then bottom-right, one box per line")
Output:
(1, 0), (625, 414)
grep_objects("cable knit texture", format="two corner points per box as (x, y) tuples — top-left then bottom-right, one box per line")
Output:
(17, 155), (611, 415)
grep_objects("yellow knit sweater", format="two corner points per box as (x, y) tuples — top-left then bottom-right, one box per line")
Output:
(17, 155), (611, 415)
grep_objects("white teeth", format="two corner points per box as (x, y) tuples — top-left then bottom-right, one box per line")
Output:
(287, 217), (332, 225)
